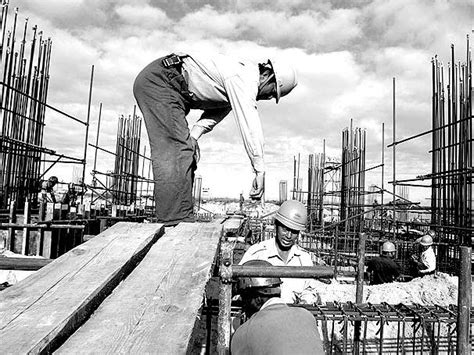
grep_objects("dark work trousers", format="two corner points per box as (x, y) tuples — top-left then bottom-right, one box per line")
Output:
(133, 57), (196, 225)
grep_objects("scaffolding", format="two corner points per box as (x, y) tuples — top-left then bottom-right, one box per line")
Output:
(89, 107), (155, 213)
(0, 2), (89, 210)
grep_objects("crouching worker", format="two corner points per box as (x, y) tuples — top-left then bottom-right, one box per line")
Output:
(231, 260), (324, 355)
(366, 241), (401, 285)
(239, 200), (320, 304)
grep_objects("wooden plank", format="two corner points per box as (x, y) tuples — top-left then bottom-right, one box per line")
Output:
(0, 257), (52, 270)
(0, 222), (164, 354)
(57, 222), (222, 354)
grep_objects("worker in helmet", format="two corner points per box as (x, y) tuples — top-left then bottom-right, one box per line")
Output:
(411, 232), (436, 276)
(231, 260), (324, 355)
(366, 241), (401, 285)
(133, 53), (297, 226)
(239, 200), (319, 304)
(38, 176), (58, 204)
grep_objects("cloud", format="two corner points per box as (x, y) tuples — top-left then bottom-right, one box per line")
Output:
(176, 6), (362, 52)
(114, 4), (171, 28)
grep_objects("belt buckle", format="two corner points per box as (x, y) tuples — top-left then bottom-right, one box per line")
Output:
(162, 55), (182, 68)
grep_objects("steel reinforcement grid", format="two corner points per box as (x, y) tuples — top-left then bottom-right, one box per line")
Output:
(299, 302), (474, 354)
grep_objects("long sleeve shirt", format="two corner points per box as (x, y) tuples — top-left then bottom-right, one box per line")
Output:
(181, 53), (265, 173)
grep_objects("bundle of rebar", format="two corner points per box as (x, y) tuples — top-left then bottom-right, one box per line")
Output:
(307, 153), (325, 229)
(112, 113), (142, 205)
(0, 3), (52, 208)
(340, 123), (367, 233)
(431, 38), (472, 246)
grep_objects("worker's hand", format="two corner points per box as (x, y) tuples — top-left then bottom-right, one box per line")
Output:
(190, 137), (200, 164)
(249, 172), (265, 201)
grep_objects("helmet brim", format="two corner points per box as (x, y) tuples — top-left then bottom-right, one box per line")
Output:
(274, 213), (305, 231)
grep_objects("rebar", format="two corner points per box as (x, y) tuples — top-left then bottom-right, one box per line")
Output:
(0, 5), (53, 209)
(431, 39), (472, 246)
(340, 121), (367, 234)
(111, 111), (142, 205)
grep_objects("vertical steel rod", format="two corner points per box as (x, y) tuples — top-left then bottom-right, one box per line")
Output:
(81, 65), (94, 203)
(392, 77), (396, 239)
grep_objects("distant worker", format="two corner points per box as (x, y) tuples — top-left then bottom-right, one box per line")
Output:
(239, 200), (319, 304)
(60, 183), (86, 207)
(411, 232), (436, 276)
(366, 241), (401, 285)
(133, 53), (297, 226)
(38, 176), (58, 204)
(231, 260), (324, 355)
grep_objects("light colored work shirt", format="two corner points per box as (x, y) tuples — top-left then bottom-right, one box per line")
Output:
(239, 238), (318, 304)
(419, 247), (436, 274)
(181, 53), (265, 173)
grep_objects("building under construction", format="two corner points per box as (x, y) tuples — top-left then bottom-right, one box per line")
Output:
(0, 2), (472, 354)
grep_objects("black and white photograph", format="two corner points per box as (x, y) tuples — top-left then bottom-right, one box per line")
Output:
(0, 1), (472, 353)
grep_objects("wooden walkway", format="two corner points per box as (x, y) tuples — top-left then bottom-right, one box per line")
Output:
(0, 221), (222, 354)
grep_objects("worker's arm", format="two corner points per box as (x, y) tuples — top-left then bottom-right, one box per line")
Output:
(223, 75), (265, 199)
(190, 107), (232, 140)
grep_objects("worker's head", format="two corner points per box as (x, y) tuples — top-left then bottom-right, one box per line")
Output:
(381, 241), (396, 258)
(257, 60), (297, 103)
(48, 176), (58, 186)
(274, 200), (307, 250)
(417, 234), (433, 250)
(237, 260), (282, 317)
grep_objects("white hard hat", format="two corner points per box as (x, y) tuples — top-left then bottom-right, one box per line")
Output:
(417, 235), (433, 246)
(382, 241), (396, 253)
(268, 59), (297, 103)
(274, 200), (307, 231)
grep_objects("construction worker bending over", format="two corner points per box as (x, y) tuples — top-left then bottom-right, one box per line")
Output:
(231, 260), (324, 355)
(366, 241), (401, 285)
(38, 176), (58, 204)
(239, 200), (319, 304)
(411, 233), (436, 276)
(133, 53), (297, 226)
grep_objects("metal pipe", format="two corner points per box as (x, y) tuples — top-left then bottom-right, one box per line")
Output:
(81, 65), (94, 203)
(231, 265), (334, 278)
(91, 102), (102, 203)
(392, 77), (396, 239)
(381, 123), (385, 230)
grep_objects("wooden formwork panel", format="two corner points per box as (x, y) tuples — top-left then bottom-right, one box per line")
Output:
(57, 222), (222, 354)
(0, 222), (164, 354)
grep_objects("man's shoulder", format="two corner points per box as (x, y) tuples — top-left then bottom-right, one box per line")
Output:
(295, 244), (312, 256)
(246, 239), (273, 255)
(294, 245), (314, 264)
(239, 239), (274, 264)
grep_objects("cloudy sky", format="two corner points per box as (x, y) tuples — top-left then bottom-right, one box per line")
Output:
(7, 0), (473, 202)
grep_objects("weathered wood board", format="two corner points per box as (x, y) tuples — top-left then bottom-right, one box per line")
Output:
(0, 256), (52, 270)
(57, 222), (222, 354)
(0, 222), (164, 354)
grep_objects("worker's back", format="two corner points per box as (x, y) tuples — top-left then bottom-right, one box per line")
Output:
(367, 255), (400, 285)
(231, 302), (324, 355)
